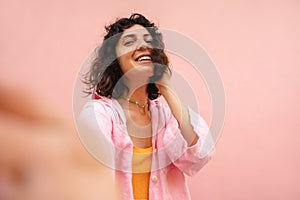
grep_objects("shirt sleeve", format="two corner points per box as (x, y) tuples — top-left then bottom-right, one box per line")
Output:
(163, 105), (215, 176)
(77, 100), (115, 168)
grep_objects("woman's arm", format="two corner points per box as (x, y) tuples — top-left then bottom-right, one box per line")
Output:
(156, 68), (199, 146)
(159, 86), (199, 146)
(156, 69), (215, 176)
(78, 100), (116, 166)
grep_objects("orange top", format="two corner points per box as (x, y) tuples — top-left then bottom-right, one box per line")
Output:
(132, 146), (153, 200)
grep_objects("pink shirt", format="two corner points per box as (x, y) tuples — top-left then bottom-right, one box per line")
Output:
(78, 96), (215, 200)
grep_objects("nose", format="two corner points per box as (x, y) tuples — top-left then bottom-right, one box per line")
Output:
(136, 40), (151, 50)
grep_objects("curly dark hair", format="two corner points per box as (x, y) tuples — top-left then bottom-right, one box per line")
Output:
(83, 13), (169, 100)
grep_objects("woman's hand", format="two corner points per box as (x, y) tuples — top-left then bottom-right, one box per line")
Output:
(151, 59), (199, 146)
(155, 67), (173, 95)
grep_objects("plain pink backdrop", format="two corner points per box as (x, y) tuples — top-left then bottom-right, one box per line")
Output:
(1, 0), (299, 199)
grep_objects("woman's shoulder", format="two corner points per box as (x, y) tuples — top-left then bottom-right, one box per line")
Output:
(82, 94), (114, 114)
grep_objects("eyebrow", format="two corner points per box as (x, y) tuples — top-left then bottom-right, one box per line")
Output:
(121, 33), (152, 40)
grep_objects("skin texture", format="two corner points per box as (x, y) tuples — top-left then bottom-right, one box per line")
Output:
(115, 25), (198, 148)
(115, 25), (154, 148)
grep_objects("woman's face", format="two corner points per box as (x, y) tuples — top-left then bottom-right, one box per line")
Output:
(115, 24), (154, 77)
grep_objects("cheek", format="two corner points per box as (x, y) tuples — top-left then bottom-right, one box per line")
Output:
(118, 54), (134, 73)
(116, 45), (135, 58)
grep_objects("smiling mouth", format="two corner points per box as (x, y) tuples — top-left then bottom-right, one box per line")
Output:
(135, 55), (152, 63)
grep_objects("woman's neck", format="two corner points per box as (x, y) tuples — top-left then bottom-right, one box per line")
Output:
(122, 75), (149, 103)
(125, 85), (148, 105)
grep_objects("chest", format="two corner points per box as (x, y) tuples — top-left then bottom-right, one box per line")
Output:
(124, 110), (152, 148)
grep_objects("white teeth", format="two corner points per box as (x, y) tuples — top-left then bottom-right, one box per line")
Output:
(137, 55), (151, 62)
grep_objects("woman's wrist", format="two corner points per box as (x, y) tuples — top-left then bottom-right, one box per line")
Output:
(157, 83), (174, 97)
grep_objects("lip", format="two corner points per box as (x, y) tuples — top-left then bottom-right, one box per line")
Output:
(134, 52), (152, 62)
(135, 59), (153, 64)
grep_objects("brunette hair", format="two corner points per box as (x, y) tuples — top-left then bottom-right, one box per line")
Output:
(83, 13), (169, 100)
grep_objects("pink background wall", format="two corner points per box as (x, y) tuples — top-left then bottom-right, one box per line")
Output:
(1, 0), (299, 199)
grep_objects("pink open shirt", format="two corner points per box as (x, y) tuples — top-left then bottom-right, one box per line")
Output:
(78, 95), (215, 200)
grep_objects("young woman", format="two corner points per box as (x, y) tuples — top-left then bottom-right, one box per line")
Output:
(79, 13), (214, 200)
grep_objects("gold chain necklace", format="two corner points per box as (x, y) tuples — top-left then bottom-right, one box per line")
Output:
(122, 97), (149, 109)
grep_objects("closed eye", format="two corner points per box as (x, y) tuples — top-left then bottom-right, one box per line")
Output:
(146, 39), (153, 44)
(124, 40), (135, 46)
